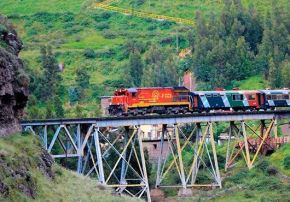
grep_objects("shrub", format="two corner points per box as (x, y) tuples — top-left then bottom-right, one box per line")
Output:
(95, 48), (115, 58)
(95, 22), (110, 31)
(244, 191), (254, 198)
(147, 24), (157, 31)
(61, 12), (74, 22)
(136, 0), (145, 6)
(256, 159), (269, 171)
(100, 12), (111, 20)
(102, 30), (116, 39)
(83, 48), (96, 59)
(266, 166), (278, 175)
(0, 24), (7, 34)
(283, 156), (290, 169)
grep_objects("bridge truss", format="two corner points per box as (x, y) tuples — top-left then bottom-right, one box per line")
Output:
(21, 111), (290, 201)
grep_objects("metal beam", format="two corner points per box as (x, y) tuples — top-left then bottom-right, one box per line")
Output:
(21, 111), (290, 127)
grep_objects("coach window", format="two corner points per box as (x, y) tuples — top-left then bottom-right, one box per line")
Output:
(248, 94), (256, 100)
(232, 94), (243, 101)
(206, 94), (212, 97)
(271, 95), (277, 100)
(283, 94), (289, 99)
(277, 94), (283, 100)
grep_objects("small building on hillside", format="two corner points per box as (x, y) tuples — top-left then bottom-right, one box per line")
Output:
(100, 96), (111, 116)
(182, 70), (196, 91)
(141, 125), (174, 163)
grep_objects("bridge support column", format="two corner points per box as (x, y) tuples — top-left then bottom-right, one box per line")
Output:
(225, 121), (234, 171)
(76, 124), (83, 174)
(43, 125), (48, 150)
(137, 127), (151, 202)
(156, 124), (167, 188)
(120, 126), (129, 186)
(242, 121), (252, 169)
(191, 123), (201, 184)
(174, 124), (186, 189)
(209, 122), (222, 188)
(94, 128), (105, 184)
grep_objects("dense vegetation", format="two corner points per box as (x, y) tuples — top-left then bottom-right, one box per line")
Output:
(0, 0), (289, 119)
(0, 134), (139, 202)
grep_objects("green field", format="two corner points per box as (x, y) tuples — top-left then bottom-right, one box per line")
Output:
(0, 0), (85, 15)
(112, 0), (289, 19)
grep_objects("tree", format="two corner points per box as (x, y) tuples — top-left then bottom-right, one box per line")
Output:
(68, 87), (79, 106)
(142, 45), (179, 87)
(39, 46), (62, 101)
(54, 96), (64, 118)
(268, 58), (282, 88)
(45, 101), (55, 119)
(83, 48), (96, 59)
(281, 60), (290, 87)
(129, 50), (143, 87)
(75, 67), (90, 100)
(76, 67), (90, 89)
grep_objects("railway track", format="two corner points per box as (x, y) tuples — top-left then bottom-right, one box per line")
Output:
(21, 110), (290, 126)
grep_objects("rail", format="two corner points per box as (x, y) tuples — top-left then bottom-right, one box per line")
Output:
(21, 110), (290, 127)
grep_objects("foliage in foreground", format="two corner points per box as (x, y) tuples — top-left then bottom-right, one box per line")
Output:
(0, 134), (140, 202)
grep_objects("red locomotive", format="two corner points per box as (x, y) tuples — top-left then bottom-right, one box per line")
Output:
(108, 87), (192, 116)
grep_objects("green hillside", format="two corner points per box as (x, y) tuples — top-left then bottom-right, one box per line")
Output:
(112, 0), (289, 19)
(1, 0), (289, 119)
(0, 134), (140, 202)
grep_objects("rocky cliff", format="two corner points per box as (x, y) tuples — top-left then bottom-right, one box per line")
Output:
(0, 16), (29, 136)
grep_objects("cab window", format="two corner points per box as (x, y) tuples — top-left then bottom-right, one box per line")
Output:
(132, 92), (137, 97)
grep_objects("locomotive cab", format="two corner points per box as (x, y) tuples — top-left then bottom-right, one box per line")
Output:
(108, 88), (130, 116)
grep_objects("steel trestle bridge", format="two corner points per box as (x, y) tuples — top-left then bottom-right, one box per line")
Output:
(21, 110), (290, 201)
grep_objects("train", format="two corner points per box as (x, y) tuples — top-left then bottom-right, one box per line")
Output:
(108, 87), (290, 116)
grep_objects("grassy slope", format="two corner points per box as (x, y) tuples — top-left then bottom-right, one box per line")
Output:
(0, 0), (280, 117)
(0, 134), (140, 202)
(112, 0), (288, 19)
(0, 0), (84, 15)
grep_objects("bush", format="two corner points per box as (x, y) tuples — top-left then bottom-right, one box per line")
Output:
(100, 12), (112, 20)
(95, 48), (115, 58)
(61, 12), (75, 22)
(83, 48), (96, 59)
(266, 166), (278, 175)
(95, 22), (110, 31)
(244, 191), (254, 198)
(0, 24), (7, 34)
(256, 159), (269, 171)
(283, 156), (290, 169)
(136, 0), (145, 6)
(102, 30), (116, 39)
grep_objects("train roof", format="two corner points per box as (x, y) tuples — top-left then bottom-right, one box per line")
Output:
(127, 86), (189, 91)
(260, 89), (290, 94)
(192, 90), (259, 95)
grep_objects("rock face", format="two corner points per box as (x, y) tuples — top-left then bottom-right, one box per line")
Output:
(0, 16), (29, 136)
